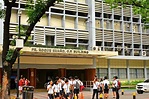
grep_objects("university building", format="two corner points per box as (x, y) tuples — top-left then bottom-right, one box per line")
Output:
(0, 0), (149, 88)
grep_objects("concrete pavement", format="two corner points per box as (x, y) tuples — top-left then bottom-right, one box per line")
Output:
(11, 89), (149, 99)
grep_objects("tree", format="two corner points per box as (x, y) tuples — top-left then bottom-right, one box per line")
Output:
(105, 0), (149, 28)
(1, 0), (62, 98)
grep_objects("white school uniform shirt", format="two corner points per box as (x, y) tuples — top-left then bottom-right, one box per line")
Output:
(103, 79), (110, 86)
(53, 84), (60, 93)
(93, 81), (100, 89)
(47, 85), (54, 94)
(73, 79), (82, 89)
(63, 83), (71, 93)
(58, 82), (62, 91)
(113, 79), (118, 87)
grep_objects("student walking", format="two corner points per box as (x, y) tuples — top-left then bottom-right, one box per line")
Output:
(63, 79), (71, 99)
(102, 76), (110, 99)
(92, 76), (99, 99)
(113, 76), (120, 99)
(47, 80), (54, 99)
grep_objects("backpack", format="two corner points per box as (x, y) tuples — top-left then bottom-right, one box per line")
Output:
(104, 83), (108, 90)
(75, 81), (80, 89)
(117, 80), (121, 90)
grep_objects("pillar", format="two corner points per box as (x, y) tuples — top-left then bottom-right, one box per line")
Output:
(126, 60), (130, 82)
(59, 68), (66, 77)
(0, 68), (2, 84)
(144, 60), (147, 79)
(28, 68), (36, 87)
(85, 68), (96, 81)
(107, 59), (111, 80)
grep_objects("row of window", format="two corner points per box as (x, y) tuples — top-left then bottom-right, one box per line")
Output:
(96, 68), (149, 79)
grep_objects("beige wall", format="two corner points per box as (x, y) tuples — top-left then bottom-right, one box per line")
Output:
(50, 15), (62, 27)
(95, 20), (100, 28)
(110, 59), (127, 68)
(77, 0), (86, 3)
(20, 56), (93, 65)
(114, 22), (120, 30)
(21, 11), (28, 25)
(37, 14), (48, 26)
(97, 58), (108, 68)
(129, 60), (144, 68)
(10, 10), (17, 23)
(78, 18), (86, 30)
(65, 16), (75, 29)
(146, 60), (149, 68)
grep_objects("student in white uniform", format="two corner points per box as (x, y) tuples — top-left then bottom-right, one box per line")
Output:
(102, 76), (110, 99)
(63, 79), (71, 99)
(47, 80), (54, 99)
(53, 80), (60, 99)
(92, 76), (99, 99)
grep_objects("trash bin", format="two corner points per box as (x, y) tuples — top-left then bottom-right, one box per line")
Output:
(22, 86), (34, 99)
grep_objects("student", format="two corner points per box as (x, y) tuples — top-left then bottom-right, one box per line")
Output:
(92, 76), (99, 99)
(73, 76), (82, 99)
(98, 78), (103, 95)
(112, 76), (117, 98)
(113, 76), (120, 99)
(102, 76), (110, 99)
(47, 80), (54, 99)
(53, 80), (60, 99)
(68, 76), (74, 99)
(63, 79), (71, 99)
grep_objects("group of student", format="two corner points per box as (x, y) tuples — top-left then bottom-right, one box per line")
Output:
(92, 75), (120, 99)
(15, 75), (30, 95)
(46, 76), (84, 99)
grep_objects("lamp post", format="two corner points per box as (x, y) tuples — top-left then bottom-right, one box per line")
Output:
(16, 10), (23, 99)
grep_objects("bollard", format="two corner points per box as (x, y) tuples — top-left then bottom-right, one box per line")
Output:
(122, 89), (124, 95)
(133, 92), (136, 99)
(80, 92), (84, 99)
(99, 94), (103, 99)
(74, 94), (77, 99)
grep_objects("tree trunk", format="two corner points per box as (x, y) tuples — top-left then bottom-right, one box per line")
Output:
(2, 61), (11, 99)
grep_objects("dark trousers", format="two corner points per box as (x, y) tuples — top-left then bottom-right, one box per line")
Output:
(116, 88), (119, 99)
(92, 89), (98, 99)
(48, 94), (54, 99)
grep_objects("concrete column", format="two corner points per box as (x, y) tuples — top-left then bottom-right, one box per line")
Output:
(126, 60), (130, 82)
(144, 60), (147, 79)
(87, 0), (96, 50)
(59, 68), (66, 77)
(28, 68), (36, 87)
(107, 59), (111, 80)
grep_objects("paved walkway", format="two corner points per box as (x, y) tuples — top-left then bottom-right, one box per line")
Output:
(11, 89), (149, 99)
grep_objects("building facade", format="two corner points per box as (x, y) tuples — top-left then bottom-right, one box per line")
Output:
(0, 0), (149, 88)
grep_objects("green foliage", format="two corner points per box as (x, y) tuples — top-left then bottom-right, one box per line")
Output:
(6, 49), (15, 61)
(26, 0), (63, 24)
(121, 80), (144, 85)
(10, 39), (16, 46)
(16, 25), (28, 36)
(0, 3), (5, 18)
(105, 0), (149, 28)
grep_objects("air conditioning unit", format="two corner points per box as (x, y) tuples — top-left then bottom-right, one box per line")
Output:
(142, 51), (146, 56)
(92, 46), (101, 51)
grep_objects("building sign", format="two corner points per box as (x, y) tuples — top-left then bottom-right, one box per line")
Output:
(31, 47), (89, 54)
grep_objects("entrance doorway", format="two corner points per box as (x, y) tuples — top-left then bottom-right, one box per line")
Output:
(66, 69), (85, 81)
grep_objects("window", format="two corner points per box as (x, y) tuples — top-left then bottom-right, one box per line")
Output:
(129, 69), (136, 79)
(119, 69), (127, 79)
(96, 68), (108, 78)
(46, 36), (54, 46)
(130, 68), (144, 79)
(137, 69), (144, 78)
(147, 68), (149, 76)
(111, 69), (118, 79)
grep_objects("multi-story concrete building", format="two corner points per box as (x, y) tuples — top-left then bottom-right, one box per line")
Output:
(0, 0), (149, 88)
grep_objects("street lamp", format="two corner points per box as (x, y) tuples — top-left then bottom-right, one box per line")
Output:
(16, 10), (23, 99)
